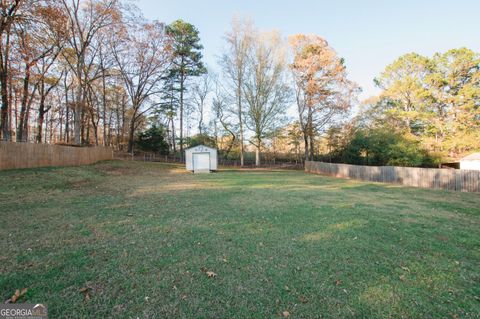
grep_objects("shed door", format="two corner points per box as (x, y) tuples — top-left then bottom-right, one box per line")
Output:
(193, 153), (210, 171)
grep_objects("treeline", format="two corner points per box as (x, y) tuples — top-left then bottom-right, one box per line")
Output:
(1, 1), (478, 167)
(322, 49), (480, 167)
(0, 2), (358, 166)
(132, 24), (479, 168)
(0, 0), (207, 154)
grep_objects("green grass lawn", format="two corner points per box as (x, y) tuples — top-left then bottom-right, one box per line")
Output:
(0, 161), (479, 318)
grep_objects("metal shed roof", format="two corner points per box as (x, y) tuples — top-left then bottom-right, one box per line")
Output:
(185, 144), (216, 151)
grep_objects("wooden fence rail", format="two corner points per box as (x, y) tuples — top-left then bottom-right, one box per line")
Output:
(305, 161), (480, 193)
(0, 142), (113, 170)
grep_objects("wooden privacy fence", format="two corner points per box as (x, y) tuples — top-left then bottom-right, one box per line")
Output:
(305, 161), (480, 193)
(0, 142), (113, 170)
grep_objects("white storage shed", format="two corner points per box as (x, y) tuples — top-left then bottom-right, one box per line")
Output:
(185, 145), (218, 173)
(459, 153), (480, 171)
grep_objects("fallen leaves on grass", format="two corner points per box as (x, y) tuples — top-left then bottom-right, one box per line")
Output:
(335, 279), (342, 286)
(298, 295), (308, 303)
(282, 310), (290, 317)
(6, 288), (27, 303)
(79, 285), (92, 302)
(401, 266), (410, 273)
(200, 267), (217, 278)
(435, 235), (449, 242)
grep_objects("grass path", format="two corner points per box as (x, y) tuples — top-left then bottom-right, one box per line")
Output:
(0, 161), (479, 318)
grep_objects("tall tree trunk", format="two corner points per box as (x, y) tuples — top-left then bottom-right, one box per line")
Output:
(120, 95), (126, 150)
(171, 116), (176, 153)
(107, 112), (113, 146)
(80, 108), (85, 144)
(74, 87), (82, 144)
(198, 107), (203, 135)
(303, 130), (309, 161)
(127, 102), (138, 153)
(115, 106), (120, 150)
(213, 120), (218, 148)
(127, 116), (135, 154)
(49, 112), (53, 143)
(179, 73), (184, 160)
(8, 65), (12, 140)
(237, 81), (244, 166)
(0, 66), (10, 141)
(64, 79), (70, 142)
(74, 65), (83, 145)
(22, 103), (30, 142)
(102, 69), (108, 146)
(16, 62), (31, 142)
(36, 91), (46, 143)
(255, 137), (261, 167)
(43, 111), (48, 143)
(85, 115), (90, 144)
(90, 109), (98, 146)
(59, 109), (63, 141)
(0, 28), (11, 141)
(13, 87), (18, 135)
(309, 133), (315, 160)
(307, 104), (314, 161)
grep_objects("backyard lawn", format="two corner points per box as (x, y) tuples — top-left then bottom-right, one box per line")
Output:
(0, 160), (479, 318)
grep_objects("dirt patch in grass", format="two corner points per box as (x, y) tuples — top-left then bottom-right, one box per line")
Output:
(95, 163), (139, 176)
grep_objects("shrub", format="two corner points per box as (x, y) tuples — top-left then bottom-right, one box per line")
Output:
(136, 125), (169, 154)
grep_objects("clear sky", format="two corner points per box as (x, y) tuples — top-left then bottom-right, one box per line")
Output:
(136, 0), (480, 100)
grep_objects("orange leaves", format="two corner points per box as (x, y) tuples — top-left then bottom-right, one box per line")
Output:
(298, 295), (308, 304)
(79, 284), (93, 303)
(289, 33), (358, 143)
(200, 267), (217, 278)
(7, 288), (28, 303)
(288, 34), (337, 76)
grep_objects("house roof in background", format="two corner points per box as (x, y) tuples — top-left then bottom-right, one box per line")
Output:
(461, 153), (480, 161)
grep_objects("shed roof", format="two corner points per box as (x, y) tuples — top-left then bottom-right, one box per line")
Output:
(185, 144), (216, 151)
(461, 153), (480, 161)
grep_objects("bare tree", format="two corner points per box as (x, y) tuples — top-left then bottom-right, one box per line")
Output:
(191, 72), (211, 135)
(211, 80), (237, 159)
(14, 1), (66, 142)
(0, 0), (24, 140)
(243, 31), (290, 166)
(219, 17), (254, 166)
(35, 57), (63, 143)
(111, 20), (171, 153)
(60, 0), (120, 145)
